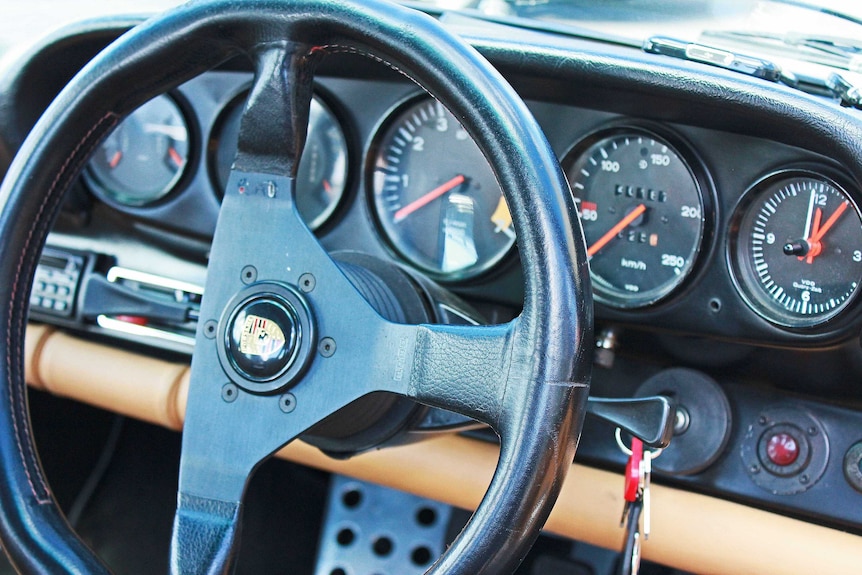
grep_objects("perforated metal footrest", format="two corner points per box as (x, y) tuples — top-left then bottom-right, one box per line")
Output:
(315, 475), (452, 575)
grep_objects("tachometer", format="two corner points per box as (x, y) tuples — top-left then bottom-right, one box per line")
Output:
(369, 97), (514, 279)
(563, 128), (708, 308)
(729, 171), (862, 328)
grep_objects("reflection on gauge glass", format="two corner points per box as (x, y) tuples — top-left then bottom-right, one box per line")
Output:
(213, 94), (348, 230)
(729, 171), (862, 328)
(85, 94), (189, 206)
(563, 128), (706, 308)
(369, 98), (514, 279)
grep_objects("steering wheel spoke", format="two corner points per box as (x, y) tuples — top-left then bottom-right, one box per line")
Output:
(385, 321), (517, 429)
(234, 41), (318, 179)
(170, 494), (242, 575)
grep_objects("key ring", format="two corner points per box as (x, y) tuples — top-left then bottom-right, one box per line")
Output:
(615, 427), (663, 459)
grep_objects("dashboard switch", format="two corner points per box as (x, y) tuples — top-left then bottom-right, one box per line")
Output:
(757, 424), (810, 477)
(766, 432), (800, 467)
(742, 406), (827, 494)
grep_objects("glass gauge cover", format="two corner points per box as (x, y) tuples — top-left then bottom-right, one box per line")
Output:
(86, 94), (189, 206)
(213, 94), (348, 230)
(563, 128), (707, 308)
(729, 171), (862, 328)
(369, 98), (514, 279)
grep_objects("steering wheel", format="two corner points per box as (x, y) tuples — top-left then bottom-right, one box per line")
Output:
(0, 0), (592, 573)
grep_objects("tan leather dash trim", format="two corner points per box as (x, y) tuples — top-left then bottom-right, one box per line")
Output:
(24, 324), (862, 574)
(278, 437), (861, 575)
(24, 323), (54, 389)
(27, 325), (188, 430)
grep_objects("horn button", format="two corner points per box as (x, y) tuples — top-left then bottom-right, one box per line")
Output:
(218, 282), (315, 394)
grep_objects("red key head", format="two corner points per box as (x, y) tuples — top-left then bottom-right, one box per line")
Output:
(624, 437), (644, 502)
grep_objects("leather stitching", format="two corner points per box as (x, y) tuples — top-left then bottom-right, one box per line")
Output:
(308, 45), (431, 95)
(6, 111), (118, 503)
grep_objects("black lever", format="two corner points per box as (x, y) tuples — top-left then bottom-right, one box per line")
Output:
(80, 274), (195, 323)
(586, 395), (675, 449)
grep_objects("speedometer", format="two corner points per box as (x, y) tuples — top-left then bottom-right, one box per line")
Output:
(563, 128), (708, 308)
(369, 97), (514, 280)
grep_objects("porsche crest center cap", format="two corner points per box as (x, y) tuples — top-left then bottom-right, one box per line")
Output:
(226, 297), (300, 382)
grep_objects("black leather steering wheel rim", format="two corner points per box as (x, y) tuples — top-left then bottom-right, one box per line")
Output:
(0, 1), (592, 573)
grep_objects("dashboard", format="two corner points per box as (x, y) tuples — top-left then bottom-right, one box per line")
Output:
(2, 6), (862, 574)
(37, 65), (862, 347)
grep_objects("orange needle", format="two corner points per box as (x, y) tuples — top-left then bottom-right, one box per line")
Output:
(805, 201), (848, 264)
(109, 151), (122, 168)
(393, 174), (465, 223)
(168, 147), (185, 168)
(811, 201), (847, 243)
(587, 204), (647, 257)
(803, 207), (822, 264)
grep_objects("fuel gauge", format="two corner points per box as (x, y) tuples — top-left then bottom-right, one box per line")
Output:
(86, 94), (189, 206)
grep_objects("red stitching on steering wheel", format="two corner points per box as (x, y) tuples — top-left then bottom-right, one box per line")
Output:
(6, 111), (118, 503)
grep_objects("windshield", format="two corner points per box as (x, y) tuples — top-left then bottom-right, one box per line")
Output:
(419, 0), (862, 81)
(0, 1), (181, 55)
(425, 0), (862, 41)
(3, 0), (862, 77)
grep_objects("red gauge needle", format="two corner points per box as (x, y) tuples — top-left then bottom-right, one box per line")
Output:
(811, 201), (847, 243)
(168, 147), (184, 168)
(805, 201), (848, 263)
(803, 207), (822, 264)
(393, 174), (466, 223)
(587, 204), (647, 257)
(108, 151), (122, 168)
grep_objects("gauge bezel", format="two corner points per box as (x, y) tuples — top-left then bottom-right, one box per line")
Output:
(207, 86), (352, 232)
(727, 168), (862, 330)
(84, 92), (195, 208)
(560, 124), (713, 309)
(365, 93), (516, 283)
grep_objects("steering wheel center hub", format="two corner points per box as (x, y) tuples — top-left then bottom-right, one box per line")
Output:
(217, 282), (316, 393)
(227, 297), (300, 381)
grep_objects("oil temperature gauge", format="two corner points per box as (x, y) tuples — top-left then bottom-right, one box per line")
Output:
(85, 94), (189, 206)
(729, 171), (862, 328)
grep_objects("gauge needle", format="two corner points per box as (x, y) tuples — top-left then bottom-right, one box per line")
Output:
(168, 147), (184, 168)
(811, 201), (847, 243)
(805, 201), (848, 263)
(802, 189), (817, 241)
(802, 207), (822, 263)
(587, 204), (647, 257)
(393, 174), (466, 223)
(143, 123), (188, 141)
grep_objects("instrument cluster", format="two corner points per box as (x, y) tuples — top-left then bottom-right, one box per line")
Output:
(79, 72), (862, 342)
